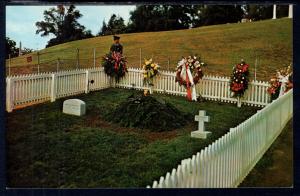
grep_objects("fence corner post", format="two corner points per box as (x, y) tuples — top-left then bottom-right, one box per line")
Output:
(85, 70), (89, 93)
(50, 73), (56, 102)
(6, 77), (13, 112)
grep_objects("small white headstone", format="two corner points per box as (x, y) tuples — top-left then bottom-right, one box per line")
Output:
(63, 99), (86, 116)
(191, 110), (211, 139)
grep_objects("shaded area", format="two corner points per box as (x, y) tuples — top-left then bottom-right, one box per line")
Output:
(6, 88), (258, 188)
(239, 119), (293, 187)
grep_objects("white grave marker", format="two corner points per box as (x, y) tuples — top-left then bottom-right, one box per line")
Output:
(191, 110), (211, 139)
(63, 99), (86, 116)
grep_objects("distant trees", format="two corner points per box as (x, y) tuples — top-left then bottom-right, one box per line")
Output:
(36, 5), (93, 47)
(5, 37), (33, 59)
(98, 14), (127, 36)
(193, 5), (244, 27)
(5, 37), (19, 58)
(126, 5), (197, 33)
(98, 4), (250, 35)
(244, 5), (288, 21)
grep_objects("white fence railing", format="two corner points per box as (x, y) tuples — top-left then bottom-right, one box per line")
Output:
(146, 89), (293, 188)
(116, 68), (270, 107)
(6, 68), (111, 112)
(6, 67), (270, 112)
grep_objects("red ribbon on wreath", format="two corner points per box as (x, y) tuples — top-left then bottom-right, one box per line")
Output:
(112, 52), (121, 72)
(185, 63), (192, 101)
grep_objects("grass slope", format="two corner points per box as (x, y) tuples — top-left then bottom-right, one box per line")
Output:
(6, 88), (258, 188)
(7, 18), (292, 80)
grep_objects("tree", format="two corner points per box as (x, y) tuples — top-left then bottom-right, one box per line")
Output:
(194, 5), (244, 27)
(128, 5), (242, 32)
(129, 5), (197, 32)
(22, 47), (33, 55)
(244, 5), (288, 21)
(97, 15), (127, 36)
(5, 37), (33, 58)
(5, 37), (19, 58)
(36, 5), (93, 47)
(98, 20), (108, 36)
(244, 5), (273, 21)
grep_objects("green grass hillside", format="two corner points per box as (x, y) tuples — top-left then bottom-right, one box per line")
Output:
(7, 18), (292, 80)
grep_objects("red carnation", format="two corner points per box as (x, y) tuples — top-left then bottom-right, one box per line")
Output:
(242, 64), (249, 73)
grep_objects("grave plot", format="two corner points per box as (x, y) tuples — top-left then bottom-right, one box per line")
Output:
(6, 88), (258, 188)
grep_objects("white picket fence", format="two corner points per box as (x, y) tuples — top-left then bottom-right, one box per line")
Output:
(147, 89), (293, 188)
(6, 67), (270, 112)
(6, 68), (111, 112)
(117, 68), (270, 107)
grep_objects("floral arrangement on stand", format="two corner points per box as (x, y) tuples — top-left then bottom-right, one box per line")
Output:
(267, 65), (293, 101)
(175, 55), (206, 101)
(102, 51), (127, 82)
(229, 59), (250, 98)
(142, 58), (160, 96)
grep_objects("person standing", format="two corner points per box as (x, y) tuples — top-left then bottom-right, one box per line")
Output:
(110, 35), (123, 54)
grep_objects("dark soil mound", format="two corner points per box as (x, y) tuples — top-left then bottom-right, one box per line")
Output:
(105, 94), (189, 132)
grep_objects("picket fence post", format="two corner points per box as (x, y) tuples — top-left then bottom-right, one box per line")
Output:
(50, 73), (56, 102)
(6, 77), (13, 112)
(85, 70), (89, 93)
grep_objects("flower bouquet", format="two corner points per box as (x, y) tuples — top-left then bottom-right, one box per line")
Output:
(267, 77), (281, 101)
(143, 58), (160, 86)
(267, 65), (292, 100)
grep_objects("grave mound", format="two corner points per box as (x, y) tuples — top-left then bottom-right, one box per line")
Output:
(105, 94), (190, 132)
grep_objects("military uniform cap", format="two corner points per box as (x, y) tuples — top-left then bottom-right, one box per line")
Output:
(113, 35), (120, 40)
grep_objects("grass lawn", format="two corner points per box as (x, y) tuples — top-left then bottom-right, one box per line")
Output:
(7, 18), (292, 81)
(239, 119), (293, 187)
(6, 88), (259, 188)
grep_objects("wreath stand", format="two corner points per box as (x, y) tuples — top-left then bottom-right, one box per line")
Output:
(237, 97), (242, 108)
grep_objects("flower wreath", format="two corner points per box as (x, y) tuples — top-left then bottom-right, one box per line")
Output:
(229, 59), (250, 98)
(102, 51), (127, 82)
(175, 56), (205, 88)
(143, 58), (160, 86)
(267, 65), (292, 101)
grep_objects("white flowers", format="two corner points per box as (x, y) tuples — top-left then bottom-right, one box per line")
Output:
(177, 56), (205, 70)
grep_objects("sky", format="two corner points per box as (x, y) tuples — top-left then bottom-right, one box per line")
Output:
(6, 5), (136, 50)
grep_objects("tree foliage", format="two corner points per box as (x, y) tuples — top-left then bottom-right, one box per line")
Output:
(5, 37), (33, 59)
(36, 5), (93, 47)
(126, 5), (198, 33)
(244, 5), (288, 21)
(124, 4), (288, 33)
(5, 37), (19, 58)
(193, 5), (244, 27)
(98, 14), (127, 36)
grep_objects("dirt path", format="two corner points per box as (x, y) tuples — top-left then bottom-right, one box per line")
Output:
(239, 119), (293, 187)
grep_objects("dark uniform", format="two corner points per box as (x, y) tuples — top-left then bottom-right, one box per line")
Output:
(110, 43), (123, 54)
(110, 35), (123, 54)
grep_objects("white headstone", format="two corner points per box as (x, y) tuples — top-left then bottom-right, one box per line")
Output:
(191, 110), (211, 139)
(63, 99), (86, 116)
